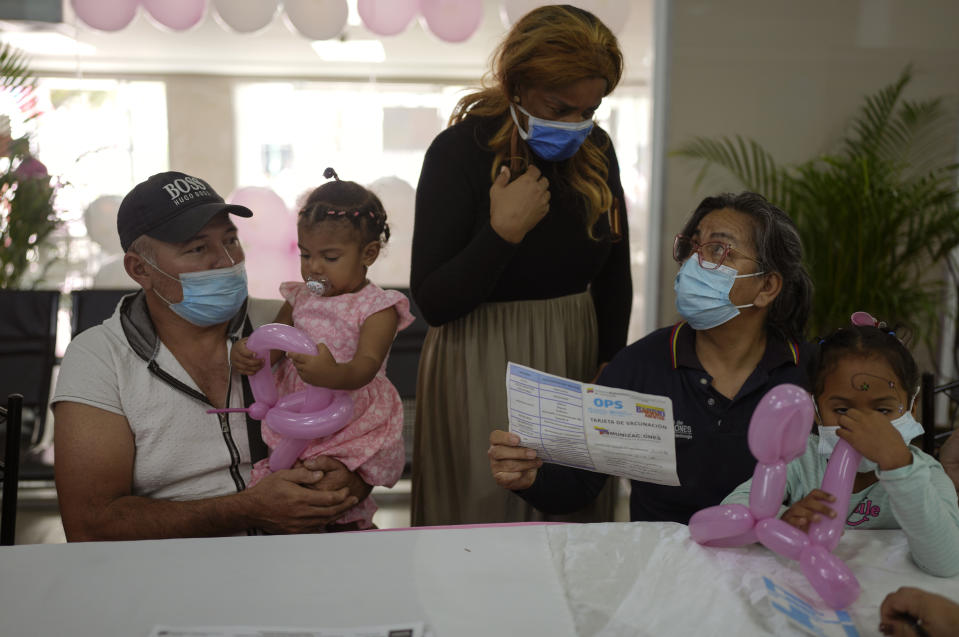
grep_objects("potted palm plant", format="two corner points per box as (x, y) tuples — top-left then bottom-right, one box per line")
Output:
(674, 67), (959, 351)
(0, 42), (61, 289)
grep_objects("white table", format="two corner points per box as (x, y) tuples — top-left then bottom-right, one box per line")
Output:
(547, 523), (959, 636)
(1, 523), (956, 636)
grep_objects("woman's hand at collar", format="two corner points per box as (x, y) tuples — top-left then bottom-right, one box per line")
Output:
(489, 165), (550, 244)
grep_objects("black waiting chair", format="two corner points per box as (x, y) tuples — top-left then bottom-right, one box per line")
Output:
(0, 290), (60, 455)
(921, 372), (959, 455)
(1, 394), (24, 545)
(383, 288), (428, 477)
(70, 288), (137, 337)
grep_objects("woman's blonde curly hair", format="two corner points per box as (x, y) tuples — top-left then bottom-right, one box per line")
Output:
(449, 4), (623, 234)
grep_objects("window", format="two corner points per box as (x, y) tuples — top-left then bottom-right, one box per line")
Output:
(21, 78), (168, 291)
(235, 80), (652, 338)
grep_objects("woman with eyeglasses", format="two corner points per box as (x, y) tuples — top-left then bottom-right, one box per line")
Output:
(411, 5), (631, 526)
(488, 191), (815, 523)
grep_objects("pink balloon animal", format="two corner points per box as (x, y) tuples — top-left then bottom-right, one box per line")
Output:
(688, 383), (862, 609)
(213, 323), (353, 472)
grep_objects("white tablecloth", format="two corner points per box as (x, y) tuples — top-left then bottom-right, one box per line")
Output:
(1, 523), (956, 636)
(547, 522), (959, 637)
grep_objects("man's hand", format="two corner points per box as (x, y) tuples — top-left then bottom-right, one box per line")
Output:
(781, 489), (836, 532)
(880, 586), (959, 636)
(488, 429), (542, 491)
(302, 455), (373, 503)
(242, 465), (359, 533)
(231, 337), (263, 376)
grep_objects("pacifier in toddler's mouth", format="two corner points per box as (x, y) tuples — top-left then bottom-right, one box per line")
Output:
(306, 277), (330, 296)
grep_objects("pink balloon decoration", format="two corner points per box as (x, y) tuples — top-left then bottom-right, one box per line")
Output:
(142, 0), (207, 31)
(755, 518), (808, 561)
(212, 0), (278, 34)
(71, 0), (139, 32)
(688, 383), (862, 609)
(419, 0), (483, 43)
(244, 324), (353, 471)
(747, 383), (814, 464)
(749, 461), (788, 519)
(800, 544), (861, 610)
(358, 0), (418, 36)
(688, 504), (755, 547)
(283, 0), (349, 40)
(227, 186), (300, 299)
(808, 440), (861, 551)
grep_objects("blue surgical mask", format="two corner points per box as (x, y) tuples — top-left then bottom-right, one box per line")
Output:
(673, 258), (764, 330)
(509, 103), (594, 161)
(144, 258), (248, 327)
(817, 399), (923, 473)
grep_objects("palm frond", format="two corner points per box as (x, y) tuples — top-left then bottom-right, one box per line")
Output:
(672, 66), (959, 353)
(672, 135), (790, 208)
(843, 65), (912, 160)
(0, 42), (38, 120)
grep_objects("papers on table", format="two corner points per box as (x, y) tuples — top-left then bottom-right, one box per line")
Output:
(506, 362), (679, 486)
(148, 623), (426, 637)
(761, 577), (861, 637)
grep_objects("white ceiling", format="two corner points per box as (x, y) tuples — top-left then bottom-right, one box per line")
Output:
(9, 0), (652, 83)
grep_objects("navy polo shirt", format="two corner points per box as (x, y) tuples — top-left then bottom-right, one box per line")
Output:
(518, 322), (814, 524)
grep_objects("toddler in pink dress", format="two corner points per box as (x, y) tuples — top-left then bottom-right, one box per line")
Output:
(232, 168), (413, 531)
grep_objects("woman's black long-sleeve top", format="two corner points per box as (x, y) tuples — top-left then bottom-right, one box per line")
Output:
(410, 114), (632, 363)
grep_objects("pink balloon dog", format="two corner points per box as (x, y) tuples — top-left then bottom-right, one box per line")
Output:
(211, 323), (353, 471)
(688, 383), (862, 609)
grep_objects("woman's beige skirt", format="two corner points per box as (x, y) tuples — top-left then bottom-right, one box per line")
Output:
(411, 291), (617, 526)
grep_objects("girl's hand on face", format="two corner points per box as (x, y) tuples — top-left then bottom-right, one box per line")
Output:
(231, 337), (263, 376)
(781, 489), (837, 532)
(288, 343), (339, 388)
(836, 408), (913, 471)
(489, 165), (551, 244)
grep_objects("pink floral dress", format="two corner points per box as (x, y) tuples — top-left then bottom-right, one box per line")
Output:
(249, 281), (415, 530)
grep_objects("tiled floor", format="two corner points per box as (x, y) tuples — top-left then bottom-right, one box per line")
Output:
(9, 478), (630, 545)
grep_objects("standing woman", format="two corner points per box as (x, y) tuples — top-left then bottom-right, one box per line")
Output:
(411, 5), (631, 525)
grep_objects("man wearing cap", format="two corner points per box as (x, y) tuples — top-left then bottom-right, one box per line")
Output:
(52, 171), (371, 541)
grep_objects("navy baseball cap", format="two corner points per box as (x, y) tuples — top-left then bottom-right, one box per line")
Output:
(117, 171), (252, 252)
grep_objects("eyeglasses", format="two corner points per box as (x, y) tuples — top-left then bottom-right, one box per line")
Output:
(672, 234), (762, 271)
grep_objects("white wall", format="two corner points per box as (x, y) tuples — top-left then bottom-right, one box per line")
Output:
(166, 75), (237, 197)
(656, 0), (959, 327)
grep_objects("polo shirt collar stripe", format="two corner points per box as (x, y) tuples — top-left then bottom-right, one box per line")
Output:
(669, 320), (801, 371)
(669, 321), (687, 369)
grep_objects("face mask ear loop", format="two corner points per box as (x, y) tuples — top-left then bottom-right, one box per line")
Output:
(813, 398), (824, 427)
(137, 254), (182, 308)
(509, 103), (531, 141)
(905, 385), (920, 416)
(139, 254), (180, 283)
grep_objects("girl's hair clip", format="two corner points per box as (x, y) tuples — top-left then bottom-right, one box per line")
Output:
(850, 311), (879, 327)
(323, 167), (339, 181)
(851, 310), (898, 339)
